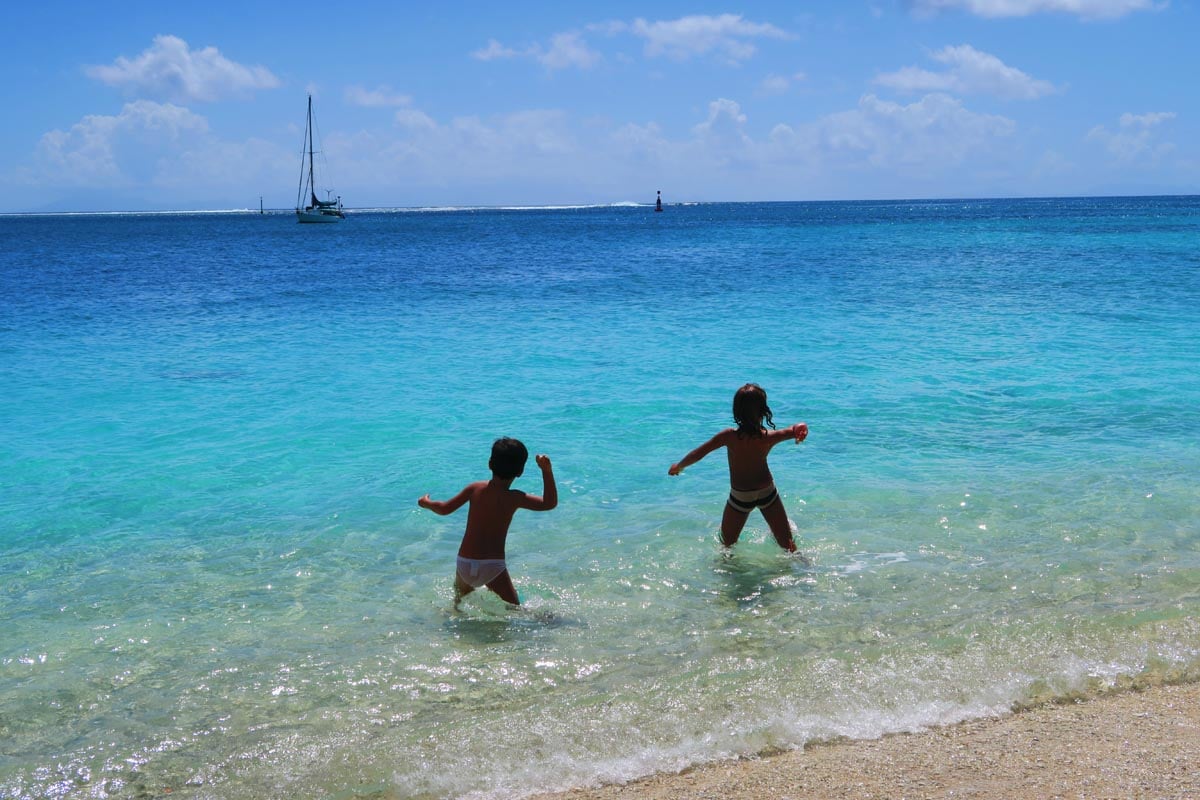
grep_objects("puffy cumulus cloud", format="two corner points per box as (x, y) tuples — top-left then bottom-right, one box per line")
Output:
(771, 93), (1016, 170)
(601, 91), (1021, 197)
(23, 100), (297, 208)
(348, 89), (1024, 204)
(1087, 111), (1176, 160)
(341, 105), (583, 196)
(875, 45), (1056, 100)
(345, 85), (412, 107)
(691, 99), (751, 152)
(34, 101), (210, 185)
(627, 14), (790, 63)
(21, 87), (1030, 209)
(341, 102), (766, 203)
(85, 35), (279, 103)
(909, 0), (1161, 20)
(470, 31), (601, 70)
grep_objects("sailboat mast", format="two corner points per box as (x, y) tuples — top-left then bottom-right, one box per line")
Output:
(307, 95), (316, 201)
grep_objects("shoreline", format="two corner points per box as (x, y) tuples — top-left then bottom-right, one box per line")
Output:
(532, 681), (1200, 800)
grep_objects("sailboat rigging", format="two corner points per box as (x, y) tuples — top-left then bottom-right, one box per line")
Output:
(296, 95), (345, 223)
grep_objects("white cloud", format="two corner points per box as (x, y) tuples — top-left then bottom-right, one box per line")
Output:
(34, 101), (210, 185)
(394, 108), (437, 132)
(495, 110), (576, 155)
(21, 100), (299, 209)
(586, 20), (630, 36)
(611, 121), (667, 155)
(339, 87), (1024, 205)
(761, 75), (792, 94)
(345, 106), (583, 194)
(85, 35), (279, 103)
(540, 32), (603, 70)
(1119, 111), (1175, 127)
(345, 85), (412, 107)
(471, 39), (525, 61)
(770, 93), (1016, 170)
(12, 87), (1034, 209)
(608, 90), (1019, 192)
(910, 0), (1161, 20)
(630, 14), (790, 63)
(472, 14), (787, 74)
(876, 45), (1056, 99)
(759, 72), (807, 95)
(692, 99), (752, 153)
(1087, 111), (1176, 160)
(470, 31), (601, 70)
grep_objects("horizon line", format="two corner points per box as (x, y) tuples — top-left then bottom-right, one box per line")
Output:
(3, 192), (1198, 217)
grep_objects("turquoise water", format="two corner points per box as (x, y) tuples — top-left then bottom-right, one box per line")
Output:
(2, 199), (1199, 799)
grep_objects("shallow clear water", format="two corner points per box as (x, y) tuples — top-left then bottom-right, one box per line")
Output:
(2, 198), (1199, 799)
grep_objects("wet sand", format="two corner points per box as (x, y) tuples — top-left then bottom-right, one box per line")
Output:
(533, 682), (1200, 799)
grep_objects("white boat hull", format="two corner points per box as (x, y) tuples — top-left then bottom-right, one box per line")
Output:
(296, 208), (342, 223)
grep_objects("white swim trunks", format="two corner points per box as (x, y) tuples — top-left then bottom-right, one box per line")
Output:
(456, 556), (508, 588)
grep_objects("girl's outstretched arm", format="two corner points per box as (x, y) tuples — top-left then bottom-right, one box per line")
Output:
(764, 422), (808, 448)
(669, 430), (729, 475)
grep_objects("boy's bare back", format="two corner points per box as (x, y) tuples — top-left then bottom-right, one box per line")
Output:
(456, 480), (533, 559)
(418, 453), (557, 560)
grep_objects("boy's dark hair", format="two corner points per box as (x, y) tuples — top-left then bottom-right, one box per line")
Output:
(733, 383), (775, 437)
(489, 437), (529, 479)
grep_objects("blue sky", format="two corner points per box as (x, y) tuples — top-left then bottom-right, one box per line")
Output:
(3, 0), (1196, 211)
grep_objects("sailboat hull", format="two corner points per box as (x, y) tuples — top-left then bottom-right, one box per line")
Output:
(296, 208), (343, 223)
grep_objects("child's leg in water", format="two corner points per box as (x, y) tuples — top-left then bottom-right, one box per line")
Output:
(720, 504), (750, 547)
(453, 573), (474, 608)
(760, 500), (796, 551)
(485, 570), (520, 606)
(454, 568), (519, 607)
(761, 500), (810, 562)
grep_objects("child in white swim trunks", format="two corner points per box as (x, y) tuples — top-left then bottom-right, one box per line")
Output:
(418, 438), (557, 606)
(669, 383), (808, 554)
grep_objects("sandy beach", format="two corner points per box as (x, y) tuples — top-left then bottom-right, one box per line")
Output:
(534, 682), (1200, 800)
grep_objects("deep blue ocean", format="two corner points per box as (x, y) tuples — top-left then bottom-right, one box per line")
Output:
(2, 198), (1199, 799)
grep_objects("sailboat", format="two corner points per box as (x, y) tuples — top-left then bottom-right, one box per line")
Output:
(296, 95), (345, 223)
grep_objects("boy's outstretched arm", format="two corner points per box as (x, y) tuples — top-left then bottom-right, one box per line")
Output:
(520, 454), (558, 511)
(669, 431), (727, 475)
(417, 484), (474, 515)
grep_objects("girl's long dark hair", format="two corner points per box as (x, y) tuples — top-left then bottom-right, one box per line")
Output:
(732, 383), (774, 438)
